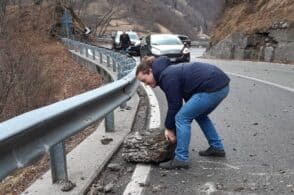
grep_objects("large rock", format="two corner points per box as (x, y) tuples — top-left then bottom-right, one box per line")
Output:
(205, 21), (294, 63)
(274, 42), (294, 63)
(122, 128), (175, 163)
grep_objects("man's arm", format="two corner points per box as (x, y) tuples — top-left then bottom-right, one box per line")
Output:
(162, 76), (183, 131)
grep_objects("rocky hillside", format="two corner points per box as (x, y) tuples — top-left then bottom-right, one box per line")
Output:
(206, 0), (294, 63)
(75, 0), (225, 39)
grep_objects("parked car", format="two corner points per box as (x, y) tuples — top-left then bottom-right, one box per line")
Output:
(176, 34), (191, 47)
(112, 31), (141, 56)
(140, 34), (190, 63)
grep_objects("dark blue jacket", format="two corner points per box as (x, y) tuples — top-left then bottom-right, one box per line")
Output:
(152, 56), (230, 130)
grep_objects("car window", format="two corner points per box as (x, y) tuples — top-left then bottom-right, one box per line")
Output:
(151, 35), (182, 45)
(115, 31), (122, 43)
(179, 36), (187, 41)
(127, 32), (139, 41)
(115, 31), (139, 43)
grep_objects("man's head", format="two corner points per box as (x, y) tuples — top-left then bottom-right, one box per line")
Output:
(136, 56), (156, 88)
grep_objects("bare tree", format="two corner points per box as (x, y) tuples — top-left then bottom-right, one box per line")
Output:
(93, 8), (117, 36)
(0, 38), (58, 121)
(0, 0), (8, 35)
(0, 48), (15, 118)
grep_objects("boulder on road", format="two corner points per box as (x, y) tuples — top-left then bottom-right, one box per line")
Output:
(122, 128), (175, 163)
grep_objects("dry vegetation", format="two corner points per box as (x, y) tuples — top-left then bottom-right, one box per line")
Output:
(0, 1), (102, 194)
(210, 0), (294, 45)
(0, 2), (102, 122)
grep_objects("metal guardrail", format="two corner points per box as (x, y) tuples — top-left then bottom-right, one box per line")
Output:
(191, 40), (209, 47)
(0, 38), (138, 182)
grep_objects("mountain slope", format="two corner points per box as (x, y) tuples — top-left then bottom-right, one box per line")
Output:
(210, 0), (294, 45)
(77, 0), (225, 38)
(206, 0), (294, 63)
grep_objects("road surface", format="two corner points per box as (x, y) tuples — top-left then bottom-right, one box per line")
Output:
(144, 48), (294, 194)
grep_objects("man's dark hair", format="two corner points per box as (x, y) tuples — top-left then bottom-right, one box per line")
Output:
(136, 56), (155, 76)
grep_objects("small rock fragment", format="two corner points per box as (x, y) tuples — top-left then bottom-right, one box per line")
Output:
(216, 183), (224, 190)
(126, 106), (132, 110)
(139, 182), (149, 187)
(104, 182), (114, 193)
(279, 170), (286, 174)
(160, 172), (167, 177)
(234, 187), (244, 192)
(101, 138), (113, 145)
(88, 186), (98, 195)
(126, 167), (133, 173)
(107, 163), (121, 171)
(152, 185), (164, 193)
(61, 180), (76, 192)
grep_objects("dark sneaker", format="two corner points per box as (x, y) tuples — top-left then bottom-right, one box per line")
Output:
(159, 159), (189, 169)
(199, 146), (226, 157)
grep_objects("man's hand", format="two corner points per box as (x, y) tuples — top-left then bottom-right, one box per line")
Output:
(164, 129), (176, 143)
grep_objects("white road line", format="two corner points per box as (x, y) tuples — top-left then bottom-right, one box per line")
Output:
(198, 160), (240, 170)
(144, 85), (161, 129)
(123, 84), (161, 195)
(226, 71), (294, 93)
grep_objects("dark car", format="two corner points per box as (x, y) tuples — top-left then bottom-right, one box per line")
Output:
(176, 34), (191, 47)
(140, 34), (190, 63)
(112, 31), (141, 56)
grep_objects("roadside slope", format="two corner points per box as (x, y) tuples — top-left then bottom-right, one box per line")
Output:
(0, 3), (102, 194)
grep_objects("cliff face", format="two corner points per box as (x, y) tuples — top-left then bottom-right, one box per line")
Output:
(206, 0), (294, 63)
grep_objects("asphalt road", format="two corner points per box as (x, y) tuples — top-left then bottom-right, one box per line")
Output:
(144, 48), (294, 194)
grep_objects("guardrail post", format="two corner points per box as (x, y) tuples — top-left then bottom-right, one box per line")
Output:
(107, 56), (110, 67)
(105, 112), (114, 132)
(117, 63), (122, 79)
(92, 47), (96, 60)
(74, 43), (78, 52)
(49, 142), (68, 183)
(85, 46), (89, 57)
(99, 52), (103, 64)
(112, 59), (116, 72)
(80, 44), (83, 55)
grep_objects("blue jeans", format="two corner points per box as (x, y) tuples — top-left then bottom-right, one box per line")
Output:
(174, 85), (229, 161)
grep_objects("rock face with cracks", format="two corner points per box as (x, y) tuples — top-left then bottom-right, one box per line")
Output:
(122, 128), (175, 163)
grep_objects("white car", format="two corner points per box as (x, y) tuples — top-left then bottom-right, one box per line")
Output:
(112, 31), (141, 56)
(140, 34), (190, 63)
